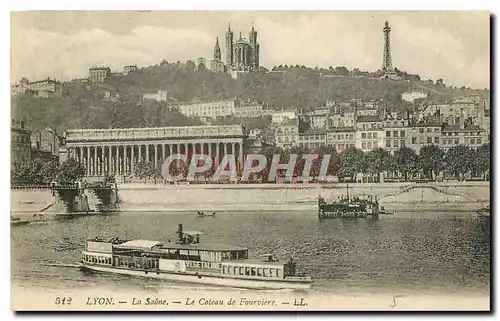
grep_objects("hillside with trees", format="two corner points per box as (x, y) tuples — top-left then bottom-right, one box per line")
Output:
(11, 61), (489, 132)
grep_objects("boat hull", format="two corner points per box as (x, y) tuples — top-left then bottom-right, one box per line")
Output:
(55, 212), (96, 218)
(11, 220), (30, 226)
(81, 264), (312, 290)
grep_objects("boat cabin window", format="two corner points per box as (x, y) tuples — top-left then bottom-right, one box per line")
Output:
(223, 265), (283, 279)
(260, 254), (276, 262)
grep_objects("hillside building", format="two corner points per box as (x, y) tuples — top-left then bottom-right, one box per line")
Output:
(89, 66), (111, 83)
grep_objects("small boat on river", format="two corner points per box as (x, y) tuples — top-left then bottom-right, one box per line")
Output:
(318, 184), (394, 219)
(197, 211), (215, 217)
(80, 224), (312, 289)
(11, 216), (30, 226)
(476, 205), (490, 216)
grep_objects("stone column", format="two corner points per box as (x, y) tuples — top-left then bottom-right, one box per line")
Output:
(138, 145), (142, 163)
(96, 146), (100, 176)
(94, 146), (98, 176)
(239, 141), (244, 171)
(223, 143), (227, 161)
(154, 144), (158, 167)
(162, 144), (166, 161)
(108, 146), (112, 175)
(86, 147), (90, 176)
(115, 146), (119, 175)
(131, 145), (135, 176)
(124, 145), (128, 175)
(146, 144), (150, 163)
(215, 143), (220, 167)
(200, 142), (204, 155)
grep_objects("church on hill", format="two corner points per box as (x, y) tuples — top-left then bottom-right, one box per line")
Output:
(210, 23), (260, 73)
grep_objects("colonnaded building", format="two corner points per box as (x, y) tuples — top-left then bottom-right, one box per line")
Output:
(61, 125), (246, 178)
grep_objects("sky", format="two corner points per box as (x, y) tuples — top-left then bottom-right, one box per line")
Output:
(10, 11), (490, 89)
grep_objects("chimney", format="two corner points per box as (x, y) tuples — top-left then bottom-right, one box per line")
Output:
(177, 224), (184, 244)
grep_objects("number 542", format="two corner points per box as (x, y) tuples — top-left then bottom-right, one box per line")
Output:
(55, 297), (72, 305)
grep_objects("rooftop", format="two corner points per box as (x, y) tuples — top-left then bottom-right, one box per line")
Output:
(357, 115), (382, 123)
(328, 127), (356, 132)
(442, 125), (483, 132)
(115, 240), (163, 250)
(302, 128), (328, 135)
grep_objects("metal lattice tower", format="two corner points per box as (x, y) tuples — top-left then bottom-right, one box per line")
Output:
(382, 21), (393, 71)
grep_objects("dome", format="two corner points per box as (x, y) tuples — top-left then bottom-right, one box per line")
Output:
(234, 38), (249, 46)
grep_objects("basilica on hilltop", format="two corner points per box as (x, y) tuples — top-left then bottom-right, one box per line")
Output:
(210, 23), (260, 73)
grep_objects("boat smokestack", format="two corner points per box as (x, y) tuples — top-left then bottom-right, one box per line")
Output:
(177, 224), (183, 244)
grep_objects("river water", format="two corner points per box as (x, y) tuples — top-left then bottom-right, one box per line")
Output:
(11, 210), (490, 300)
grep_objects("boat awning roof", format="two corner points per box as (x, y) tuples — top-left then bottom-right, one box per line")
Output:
(184, 231), (204, 235)
(158, 242), (248, 252)
(115, 240), (163, 249)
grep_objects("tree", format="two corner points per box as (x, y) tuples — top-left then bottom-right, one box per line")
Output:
(40, 160), (60, 184)
(135, 161), (161, 180)
(311, 145), (340, 178)
(475, 143), (490, 180)
(197, 62), (206, 71)
(56, 158), (86, 185)
(334, 66), (349, 76)
(11, 161), (44, 185)
(393, 147), (418, 181)
(365, 148), (392, 181)
(185, 60), (196, 72)
(445, 145), (474, 180)
(419, 145), (444, 179)
(339, 147), (366, 181)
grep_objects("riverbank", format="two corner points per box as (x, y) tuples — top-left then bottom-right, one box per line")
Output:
(10, 181), (489, 214)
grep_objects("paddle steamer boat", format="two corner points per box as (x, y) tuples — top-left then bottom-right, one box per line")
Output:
(80, 224), (312, 289)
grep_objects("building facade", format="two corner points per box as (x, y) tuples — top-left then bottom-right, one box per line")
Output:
(298, 129), (327, 150)
(11, 77), (63, 98)
(176, 99), (236, 118)
(301, 107), (331, 129)
(402, 90), (428, 103)
(326, 128), (356, 153)
(196, 57), (207, 70)
(235, 103), (264, 118)
(123, 65), (139, 74)
(89, 67), (111, 83)
(11, 120), (31, 164)
(224, 24), (260, 72)
(143, 90), (168, 102)
(64, 125), (246, 177)
(31, 127), (60, 155)
(406, 124), (442, 153)
(440, 125), (485, 152)
(356, 129), (384, 152)
(275, 120), (299, 148)
(272, 111), (297, 125)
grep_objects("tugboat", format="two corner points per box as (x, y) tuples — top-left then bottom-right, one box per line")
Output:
(80, 224), (312, 289)
(318, 184), (393, 219)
